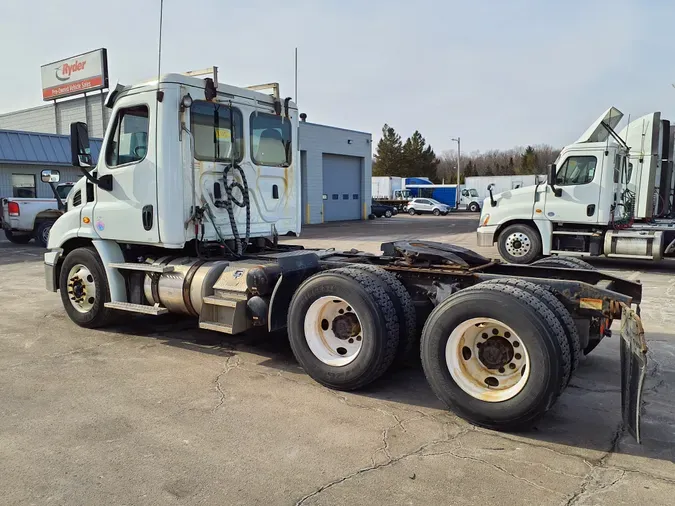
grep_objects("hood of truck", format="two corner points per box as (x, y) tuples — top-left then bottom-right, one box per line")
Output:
(481, 185), (540, 225)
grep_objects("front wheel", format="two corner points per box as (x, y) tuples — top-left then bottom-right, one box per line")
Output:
(497, 223), (542, 264)
(433, 209), (441, 216)
(408, 208), (416, 216)
(59, 247), (117, 329)
(4, 229), (32, 244)
(384, 210), (392, 218)
(469, 202), (480, 213)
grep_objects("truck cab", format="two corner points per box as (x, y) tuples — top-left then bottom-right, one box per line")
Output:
(47, 73), (299, 256)
(476, 107), (648, 262)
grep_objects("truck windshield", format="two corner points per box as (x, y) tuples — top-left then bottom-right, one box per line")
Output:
(191, 101), (244, 162)
(250, 112), (292, 166)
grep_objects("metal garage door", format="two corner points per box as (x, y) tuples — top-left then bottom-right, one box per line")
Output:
(322, 154), (362, 221)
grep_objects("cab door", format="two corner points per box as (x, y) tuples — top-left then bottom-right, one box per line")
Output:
(92, 95), (159, 243)
(544, 153), (603, 224)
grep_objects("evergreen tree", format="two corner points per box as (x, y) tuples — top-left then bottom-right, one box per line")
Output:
(520, 146), (538, 175)
(402, 131), (440, 181)
(373, 124), (403, 176)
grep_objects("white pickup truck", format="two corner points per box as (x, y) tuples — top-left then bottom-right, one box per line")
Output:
(1, 182), (74, 247)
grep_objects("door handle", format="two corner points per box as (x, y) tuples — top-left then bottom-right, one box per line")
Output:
(587, 204), (596, 217)
(142, 205), (154, 230)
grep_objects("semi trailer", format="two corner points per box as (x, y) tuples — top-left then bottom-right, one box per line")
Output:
(44, 71), (647, 440)
(478, 107), (675, 264)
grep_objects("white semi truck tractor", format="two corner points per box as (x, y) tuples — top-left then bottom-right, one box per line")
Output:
(478, 107), (675, 265)
(44, 73), (648, 440)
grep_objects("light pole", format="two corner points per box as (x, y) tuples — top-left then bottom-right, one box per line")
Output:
(451, 137), (461, 207)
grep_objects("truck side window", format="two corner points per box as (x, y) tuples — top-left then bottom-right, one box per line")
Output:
(105, 105), (149, 167)
(250, 112), (292, 166)
(555, 156), (597, 186)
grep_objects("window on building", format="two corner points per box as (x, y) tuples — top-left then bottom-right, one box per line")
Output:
(250, 112), (292, 166)
(191, 101), (244, 162)
(105, 105), (150, 167)
(12, 174), (36, 198)
(555, 156), (598, 186)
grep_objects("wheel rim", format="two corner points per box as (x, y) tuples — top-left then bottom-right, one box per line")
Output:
(408, 209), (415, 215)
(504, 231), (532, 257)
(446, 317), (530, 402)
(385, 210), (392, 218)
(66, 264), (97, 313)
(433, 209), (440, 216)
(304, 296), (364, 366)
(41, 225), (51, 246)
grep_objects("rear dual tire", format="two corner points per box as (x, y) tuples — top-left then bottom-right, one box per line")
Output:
(287, 266), (418, 391)
(421, 283), (571, 431)
(531, 256), (607, 354)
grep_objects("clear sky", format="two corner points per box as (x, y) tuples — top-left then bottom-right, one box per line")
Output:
(2, 0), (675, 154)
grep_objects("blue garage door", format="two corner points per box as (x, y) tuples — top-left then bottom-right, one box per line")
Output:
(322, 154), (362, 221)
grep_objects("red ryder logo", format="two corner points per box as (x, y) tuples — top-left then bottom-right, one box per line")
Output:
(55, 60), (87, 82)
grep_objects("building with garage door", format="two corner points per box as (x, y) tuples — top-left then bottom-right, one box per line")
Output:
(0, 98), (372, 224)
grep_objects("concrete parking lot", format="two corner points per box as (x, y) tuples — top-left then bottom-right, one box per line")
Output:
(1, 214), (674, 505)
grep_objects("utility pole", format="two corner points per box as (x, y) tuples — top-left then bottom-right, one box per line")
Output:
(451, 137), (461, 207)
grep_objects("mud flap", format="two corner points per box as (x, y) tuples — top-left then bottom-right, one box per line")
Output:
(620, 303), (648, 443)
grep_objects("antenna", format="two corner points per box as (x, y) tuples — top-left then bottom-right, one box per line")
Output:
(157, 0), (164, 86)
(294, 47), (298, 104)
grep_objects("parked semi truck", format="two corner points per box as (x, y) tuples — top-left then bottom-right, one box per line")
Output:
(477, 107), (675, 265)
(44, 73), (647, 440)
(371, 176), (411, 210)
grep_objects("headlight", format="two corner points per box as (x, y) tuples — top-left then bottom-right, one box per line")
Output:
(481, 214), (490, 226)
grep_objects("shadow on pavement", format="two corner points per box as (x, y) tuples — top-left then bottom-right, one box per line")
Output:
(102, 313), (674, 466)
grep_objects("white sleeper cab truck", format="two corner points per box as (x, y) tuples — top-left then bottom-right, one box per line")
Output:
(459, 187), (481, 212)
(478, 107), (675, 265)
(44, 74), (648, 440)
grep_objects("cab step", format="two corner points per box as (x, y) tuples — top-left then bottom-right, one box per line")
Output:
(108, 262), (174, 273)
(199, 321), (234, 334)
(104, 301), (169, 315)
(202, 296), (238, 308)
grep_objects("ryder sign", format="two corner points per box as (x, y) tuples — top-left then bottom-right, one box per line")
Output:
(41, 49), (109, 101)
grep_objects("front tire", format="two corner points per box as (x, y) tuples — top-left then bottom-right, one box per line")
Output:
(421, 284), (568, 431)
(287, 268), (400, 390)
(433, 209), (441, 216)
(497, 223), (542, 264)
(4, 229), (32, 244)
(59, 247), (116, 329)
(384, 210), (393, 218)
(469, 202), (480, 213)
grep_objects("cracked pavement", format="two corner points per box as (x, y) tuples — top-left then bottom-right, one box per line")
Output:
(1, 214), (674, 505)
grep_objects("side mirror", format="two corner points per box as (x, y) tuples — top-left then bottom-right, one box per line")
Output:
(70, 122), (92, 168)
(41, 169), (60, 183)
(487, 184), (497, 207)
(548, 163), (562, 197)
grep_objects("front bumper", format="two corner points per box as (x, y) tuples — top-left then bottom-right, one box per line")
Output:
(476, 225), (498, 247)
(620, 303), (648, 443)
(44, 250), (62, 292)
